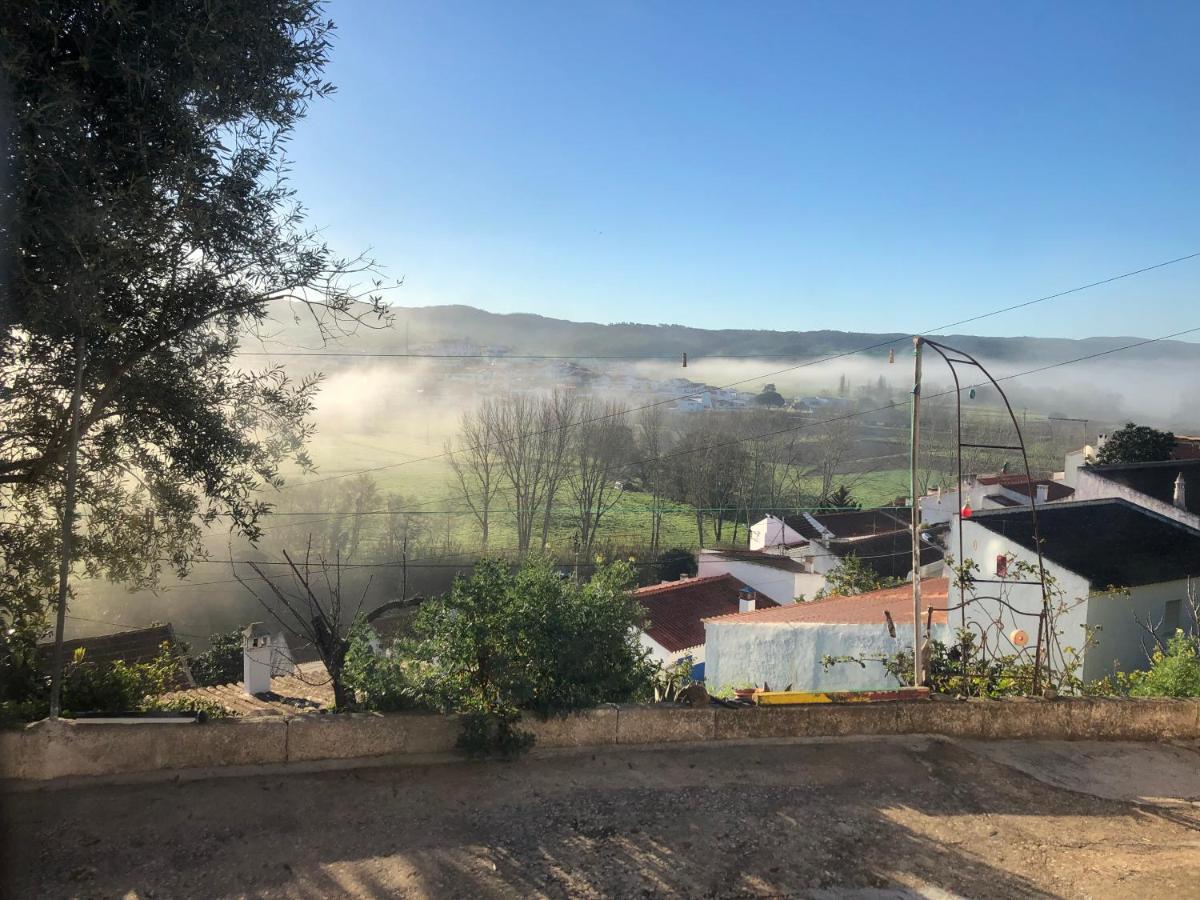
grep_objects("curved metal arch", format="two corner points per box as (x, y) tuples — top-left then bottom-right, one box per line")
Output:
(918, 337), (1052, 692)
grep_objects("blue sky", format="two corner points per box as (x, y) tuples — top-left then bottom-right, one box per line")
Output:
(288, 1), (1199, 339)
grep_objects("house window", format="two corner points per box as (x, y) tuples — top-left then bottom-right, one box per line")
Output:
(995, 555), (1008, 578)
(1162, 599), (1182, 636)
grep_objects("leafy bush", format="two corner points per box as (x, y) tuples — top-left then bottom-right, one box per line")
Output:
(815, 554), (901, 599)
(190, 628), (244, 686)
(341, 620), (427, 712)
(410, 557), (655, 754)
(1124, 631), (1200, 698)
(1094, 423), (1175, 465)
(654, 548), (697, 583)
(1, 642), (186, 723)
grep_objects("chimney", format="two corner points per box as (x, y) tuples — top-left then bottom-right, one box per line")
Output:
(1036, 483), (1049, 504)
(1174, 472), (1187, 510)
(243, 623), (274, 695)
(738, 586), (757, 614)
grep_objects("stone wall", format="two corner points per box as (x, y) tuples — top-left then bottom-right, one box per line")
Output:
(2, 698), (1198, 784)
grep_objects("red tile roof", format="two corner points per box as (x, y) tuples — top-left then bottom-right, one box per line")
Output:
(704, 578), (948, 626)
(636, 574), (779, 652)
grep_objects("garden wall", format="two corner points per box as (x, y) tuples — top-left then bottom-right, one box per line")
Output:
(3, 697), (1198, 784)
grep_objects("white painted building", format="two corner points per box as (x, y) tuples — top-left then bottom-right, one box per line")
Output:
(698, 549), (826, 605)
(749, 514), (806, 551)
(703, 579), (950, 693)
(952, 498), (1200, 681)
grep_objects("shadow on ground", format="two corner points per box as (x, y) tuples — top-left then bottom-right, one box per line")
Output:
(4, 736), (1200, 898)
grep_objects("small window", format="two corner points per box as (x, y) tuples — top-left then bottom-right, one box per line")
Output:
(1162, 599), (1182, 636)
(995, 555), (1008, 578)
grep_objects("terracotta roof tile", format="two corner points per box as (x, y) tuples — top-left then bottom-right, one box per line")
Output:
(636, 574), (779, 652)
(704, 578), (948, 626)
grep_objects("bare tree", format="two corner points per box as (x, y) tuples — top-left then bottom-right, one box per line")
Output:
(236, 541), (379, 708)
(568, 400), (630, 554)
(538, 390), (579, 551)
(803, 411), (860, 504)
(635, 406), (672, 558)
(446, 400), (503, 551)
(491, 391), (578, 554)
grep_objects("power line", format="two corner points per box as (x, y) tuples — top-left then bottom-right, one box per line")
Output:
(257, 321), (1200, 534)
(275, 251), (1200, 492)
(241, 251), (1200, 362)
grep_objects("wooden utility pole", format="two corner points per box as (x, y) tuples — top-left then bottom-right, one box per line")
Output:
(909, 336), (924, 687)
(48, 335), (87, 719)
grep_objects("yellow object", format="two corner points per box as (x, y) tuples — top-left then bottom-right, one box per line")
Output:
(756, 691), (835, 705)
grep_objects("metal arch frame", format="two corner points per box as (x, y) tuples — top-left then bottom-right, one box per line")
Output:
(917, 337), (1052, 692)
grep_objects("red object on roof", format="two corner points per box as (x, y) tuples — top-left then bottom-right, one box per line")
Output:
(704, 578), (949, 626)
(636, 574), (779, 652)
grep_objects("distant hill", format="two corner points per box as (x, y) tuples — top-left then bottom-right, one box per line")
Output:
(308, 304), (1200, 365)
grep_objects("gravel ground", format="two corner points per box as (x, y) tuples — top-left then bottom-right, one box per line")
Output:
(3, 736), (1200, 898)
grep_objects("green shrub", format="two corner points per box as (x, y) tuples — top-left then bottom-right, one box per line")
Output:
(1128, 631), (1200, 698)
(410, 557), (655, 754)
(190, 628), (244, 686)
(341, 620), (427, 712)
(1, 642), (186, 723)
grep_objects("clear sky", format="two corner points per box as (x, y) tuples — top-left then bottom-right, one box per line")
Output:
(288, 1), (1200, 339)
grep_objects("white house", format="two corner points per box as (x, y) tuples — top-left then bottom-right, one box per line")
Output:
(698, 548), (825, 605)
(635, 574), (777, 671)
(740, 508), (943, 590)
(749, 514), (806, 551)
(703, 579), (950, 693)
(953, 498), (1200, 682)
(920, 475), (1075, 525)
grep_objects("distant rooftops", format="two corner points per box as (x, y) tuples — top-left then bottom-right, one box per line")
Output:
(636, 574), (780, 652)
(784, 508), (909, 542)
(705, 578), (949, 626)
(968, 498), (1200, 588)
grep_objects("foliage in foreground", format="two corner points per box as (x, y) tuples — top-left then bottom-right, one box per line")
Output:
(0, 641), (230, 725)
(344, 558), (656, 755)
(189, 628), (245, 687)
(1088, 630), (1200, 699)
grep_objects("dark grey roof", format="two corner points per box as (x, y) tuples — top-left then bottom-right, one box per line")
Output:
(784, 508), (911, 541)
(826, 530), (943, 580)
(968, 498), (1200, 588)
(701, 549), (808, 573)
(1086, 458), (1200, 517)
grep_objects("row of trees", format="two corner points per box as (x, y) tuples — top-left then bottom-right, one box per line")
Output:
(446, 394), (875, 554)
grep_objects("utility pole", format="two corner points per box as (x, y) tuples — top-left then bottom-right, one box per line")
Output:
(909, 335), (924, 687)
(49, 334), (87, 720)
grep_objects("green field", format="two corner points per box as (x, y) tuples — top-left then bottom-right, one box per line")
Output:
(268, 425), (913, 557)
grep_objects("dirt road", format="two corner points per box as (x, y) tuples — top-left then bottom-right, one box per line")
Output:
(3, 736), (1199, 898)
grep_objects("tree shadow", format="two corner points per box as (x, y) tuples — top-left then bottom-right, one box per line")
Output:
(3, 737), (1197, 898)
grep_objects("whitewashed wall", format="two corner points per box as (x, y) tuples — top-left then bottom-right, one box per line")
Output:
(703, 620), (951, 693)
(955, 519), (1091, 675)
(749, 515), (805, 551)
(1086, 579), (1196, 680)
(697, 554), (801, 606)
(639, 631), (702, 668)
